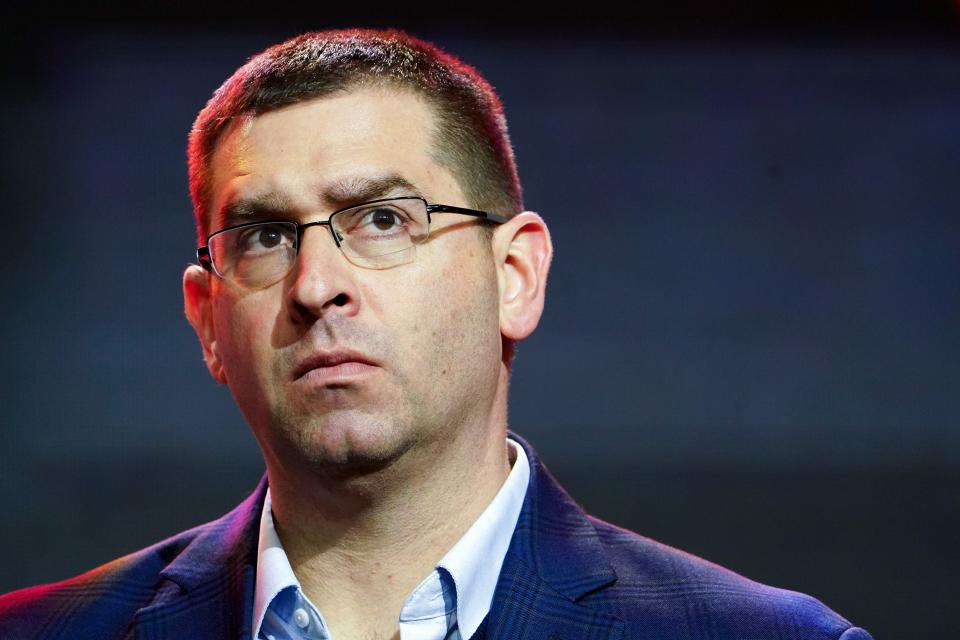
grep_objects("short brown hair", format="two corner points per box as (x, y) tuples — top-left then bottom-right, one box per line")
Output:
(188, 29), (523, 241)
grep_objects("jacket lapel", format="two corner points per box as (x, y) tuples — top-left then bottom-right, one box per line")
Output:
(487, 434), (624, 640)
(124, 436), (622, 640)
(127, 475), (268, 640)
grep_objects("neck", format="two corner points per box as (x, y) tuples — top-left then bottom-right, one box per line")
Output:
(263, 367), (512, 637)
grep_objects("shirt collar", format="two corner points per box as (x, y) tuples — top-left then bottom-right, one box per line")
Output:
(252, 437), (530, 640)
(435, 438), (529, 637)
(253, 488), (307, 639)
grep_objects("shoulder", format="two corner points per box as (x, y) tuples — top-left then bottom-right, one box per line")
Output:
(0, 524), (205, 639)
(507, 435), (873, 639)
(0, 474), (267, 639)
(585, 516), (873, 640)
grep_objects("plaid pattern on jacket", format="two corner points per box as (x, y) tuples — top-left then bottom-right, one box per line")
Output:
(0, 435), (872, 639)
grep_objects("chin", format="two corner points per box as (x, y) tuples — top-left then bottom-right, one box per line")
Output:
(279, 409), (419, 477)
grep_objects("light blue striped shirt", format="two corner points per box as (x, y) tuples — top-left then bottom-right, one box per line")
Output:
(252, 439), (530, 640)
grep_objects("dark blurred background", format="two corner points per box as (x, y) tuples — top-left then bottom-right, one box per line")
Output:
(1, 2), (957, 637)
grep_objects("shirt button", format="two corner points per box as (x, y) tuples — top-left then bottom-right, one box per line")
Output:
(293, 607), (310, 629)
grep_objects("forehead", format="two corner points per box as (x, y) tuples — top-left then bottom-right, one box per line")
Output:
(207, 87), (465, 227)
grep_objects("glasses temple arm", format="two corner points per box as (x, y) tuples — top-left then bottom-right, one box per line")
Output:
(427, 204), (509, 224)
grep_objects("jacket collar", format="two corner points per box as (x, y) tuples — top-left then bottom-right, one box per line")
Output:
(130, 474), (267, 639)
(130, 435), (623, 639)
(487, 433), (624, 640)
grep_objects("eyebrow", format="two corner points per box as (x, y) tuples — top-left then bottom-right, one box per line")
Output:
(215, 174), (425, 230)
(218, 192), (293, 229)
(322, 174), (424, 207)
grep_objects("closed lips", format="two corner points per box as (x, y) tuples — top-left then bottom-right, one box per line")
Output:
(292, 351), (378, 380)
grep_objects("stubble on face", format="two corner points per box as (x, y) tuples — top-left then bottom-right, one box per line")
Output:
(273, 263), (499, 482)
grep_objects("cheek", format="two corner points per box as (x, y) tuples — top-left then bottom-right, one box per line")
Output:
(213, 294), (278, 388)
(417, 247), (501, 378)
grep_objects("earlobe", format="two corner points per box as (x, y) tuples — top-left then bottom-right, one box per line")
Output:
(494, 211), (553, 343)
(183, 265), (227, 385)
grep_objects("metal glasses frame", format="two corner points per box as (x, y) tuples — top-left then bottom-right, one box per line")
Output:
(196, 196), (509, 276)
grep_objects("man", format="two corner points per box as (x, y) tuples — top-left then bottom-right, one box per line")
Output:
(0, 29), (871, 639)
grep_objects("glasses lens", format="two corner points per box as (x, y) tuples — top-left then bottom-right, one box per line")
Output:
(332, 198), (429, 269)
(208, 222), (297, 288)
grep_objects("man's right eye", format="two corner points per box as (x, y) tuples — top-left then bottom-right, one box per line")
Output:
(236, 224), (294, 254)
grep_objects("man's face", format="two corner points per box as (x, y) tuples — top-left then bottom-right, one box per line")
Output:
(193, 87), (505, 478)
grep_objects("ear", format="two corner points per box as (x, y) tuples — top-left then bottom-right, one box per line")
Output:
(493, 211), (553, 343)
(183, 265), (227, 384)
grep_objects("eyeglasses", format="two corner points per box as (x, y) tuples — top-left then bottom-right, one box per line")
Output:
(197, 196), (508, 289)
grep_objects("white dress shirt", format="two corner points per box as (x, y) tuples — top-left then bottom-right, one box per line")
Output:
(252, 439), (530, 640)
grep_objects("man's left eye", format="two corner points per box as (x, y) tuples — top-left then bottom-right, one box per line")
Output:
(362, 207), (406, 232)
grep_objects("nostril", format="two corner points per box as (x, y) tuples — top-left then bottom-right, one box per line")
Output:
(331, 293), (349, 307)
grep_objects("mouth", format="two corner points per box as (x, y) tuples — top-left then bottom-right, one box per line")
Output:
(291, 349), (380, 383)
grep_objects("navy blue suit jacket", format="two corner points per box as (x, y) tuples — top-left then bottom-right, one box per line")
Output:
(0, 436), (872, 639)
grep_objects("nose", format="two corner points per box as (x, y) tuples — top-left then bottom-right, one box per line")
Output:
(285, 224), (360, 325)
